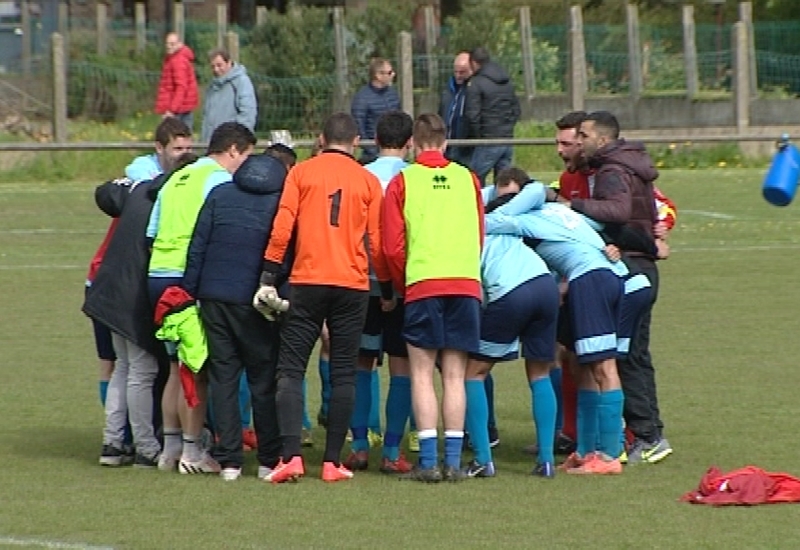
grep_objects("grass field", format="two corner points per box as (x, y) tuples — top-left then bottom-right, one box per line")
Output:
(2, 169), (800, 549)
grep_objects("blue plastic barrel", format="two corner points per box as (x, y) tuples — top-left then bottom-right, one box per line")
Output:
(763, 136), (800, 207)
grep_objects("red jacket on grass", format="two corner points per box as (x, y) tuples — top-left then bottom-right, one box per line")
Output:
(681, 466), (800, 506)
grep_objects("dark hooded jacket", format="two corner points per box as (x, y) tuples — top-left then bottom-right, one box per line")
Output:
(182, 154), (290, 305)
(83, 174), (170, 358)
(571, 139), (660, 246)
(463, 60), (520, 139)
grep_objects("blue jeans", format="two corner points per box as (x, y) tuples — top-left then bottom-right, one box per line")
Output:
(470, 145), (513, 186)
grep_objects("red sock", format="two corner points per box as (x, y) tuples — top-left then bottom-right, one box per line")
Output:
(561, 367), (577, 441)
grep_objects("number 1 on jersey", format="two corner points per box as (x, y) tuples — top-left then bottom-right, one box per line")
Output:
(328, 189), (342, 227)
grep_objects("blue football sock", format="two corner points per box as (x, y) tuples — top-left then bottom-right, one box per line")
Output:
(349, 370), (372, 452)
(549, 367), (564, 432)
(444, 430), (464, 469)
(598, 389), (624, 459)
(466, 379), (492, 465)
(383, 375), (411, 461)
(484, 373), (496, 429)
(368, 368), (381, 433)
(99, 380), (109, 407)
(418, 429), (438, 469)
(239, 372), (251, 429)
(531, 377), (557, 465)
(577, 389), (600, 457)
(302, 378), (312, 430)
(318, 357), (331, 415)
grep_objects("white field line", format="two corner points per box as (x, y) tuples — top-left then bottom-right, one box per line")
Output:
(0, 535), (114, 550)
(680, 209), (736, 220)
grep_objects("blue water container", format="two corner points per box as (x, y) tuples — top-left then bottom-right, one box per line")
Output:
(763, 134), (800, 207)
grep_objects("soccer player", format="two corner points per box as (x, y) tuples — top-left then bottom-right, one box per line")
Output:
(257, 113), (393, 483)
(464, 173), (560, 479)
(383, 113), (484, 482)
(485, 179), (630, 475)
(147, 122), (255, 474)
(183, 153), (289, 481)
(344, 110), (415, 474)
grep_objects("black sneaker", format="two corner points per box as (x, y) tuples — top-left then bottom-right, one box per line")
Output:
(133, 452), (160, 469)
(442, 464), (466, 482)
(488, 426), (500, 448)
(555, 433), (576, 455)
(99, 444), (129, 467)
(463, 459), (496, 478)
(399, 466), (442, 483)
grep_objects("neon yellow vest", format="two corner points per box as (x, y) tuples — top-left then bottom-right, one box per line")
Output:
(402, 162), (481, 286)
(149, 161), (221, 274)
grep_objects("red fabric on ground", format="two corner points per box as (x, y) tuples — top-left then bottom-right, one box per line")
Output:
(681, 466), (800, 506)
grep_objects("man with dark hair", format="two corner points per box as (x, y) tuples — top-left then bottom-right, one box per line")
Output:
(183, 153), (289, 481)
(256, 112), (393, 483)
(265, 143), (297, 171)
(572, 110), (672, 465)
(382, 113), (484, 482)
(126, 117), (193, 183)
(201, 48), (258, 142)
(344, 110), (414, 474)
(351, 58), (402, 164)
(147, 121), (255, 475)
(464, 47), (520, 185)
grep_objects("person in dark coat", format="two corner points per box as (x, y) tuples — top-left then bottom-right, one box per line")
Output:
(182, 153), (290, 481)
(464, 47), (521, 185)
(351, 57), (401, 164)
(439, 51), (473, 166)
(84, 152), (199, 468)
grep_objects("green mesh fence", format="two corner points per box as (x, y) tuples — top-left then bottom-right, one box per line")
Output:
(67, 62), (160, 122)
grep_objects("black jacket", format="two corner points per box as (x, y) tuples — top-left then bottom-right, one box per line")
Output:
(83, 175), (169, 358)
(463, 61), (520, 139)
(182, 154), (290, 305)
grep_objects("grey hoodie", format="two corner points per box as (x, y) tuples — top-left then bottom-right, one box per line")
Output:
(201, 63), (258, 142)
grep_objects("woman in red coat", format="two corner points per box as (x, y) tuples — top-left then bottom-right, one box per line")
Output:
(155, 33), (199, 132)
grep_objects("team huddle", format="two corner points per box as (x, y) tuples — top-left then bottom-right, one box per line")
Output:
(82, 107), (675, 484)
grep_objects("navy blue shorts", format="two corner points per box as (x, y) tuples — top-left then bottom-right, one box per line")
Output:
(359, 296), (384, 358)
(403, 296), (480, 353)
(617, 273), (652, 356)
(567, 270), (623, 364)
(471, 275), (559, 363)
(382, 300), (408, 358)
(148, 276), (182, 361)
(86, 287), (116, 361)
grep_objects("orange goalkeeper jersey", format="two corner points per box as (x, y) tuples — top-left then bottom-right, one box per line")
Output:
(264, 149), (390, 290)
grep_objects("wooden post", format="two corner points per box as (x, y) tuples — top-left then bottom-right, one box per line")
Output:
(732, 21), (750, 132)
(52, 33), (68, 142)
(682, 5), (698, 99)
(423, 5), (438, 91)
(97, 1), (108, 56)
(569, 5), (586, 111)
(135, 2), (146, 53)
(21, 0), (31, 78)
(217, 4), (228, 49)
(333, 7), (349, 113)
(225, 31), (239, 63)
(739, 1), (757, 97)
(174, 1), (185, 43)
(519, 6), (536, 99)
(398, 31), (414, 118)
(256, 6), (268, 27)
(58, 1), (69, 35)
(626, 3), (642, 100)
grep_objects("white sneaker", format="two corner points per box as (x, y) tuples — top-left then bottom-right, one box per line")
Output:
(178, 452), (221, 475)
(157, 452), (181, 472)
(257, 465), (274, 481)
(220, 467), (242, 481)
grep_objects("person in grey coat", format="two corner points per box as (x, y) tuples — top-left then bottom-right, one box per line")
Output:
(201, 48), (258, 142)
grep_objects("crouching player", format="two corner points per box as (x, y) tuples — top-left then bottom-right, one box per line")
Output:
(464, 177), (560, 478)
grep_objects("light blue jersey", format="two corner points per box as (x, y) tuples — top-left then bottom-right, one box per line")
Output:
(486, 183), (628, 280)
(364, 156), (408, 297)
(481, 234), (549, 304)
(146, 157), (231, 241)
(125, 153), (162, 183)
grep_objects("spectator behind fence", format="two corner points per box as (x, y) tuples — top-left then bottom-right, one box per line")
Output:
(439, 51), (473, 167)
(351, 58), (401, 164)
(154, 32), (199, 132)
(464, 47), (520, 185)
(201, 48), (258, 143)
